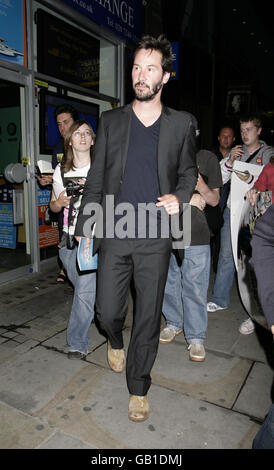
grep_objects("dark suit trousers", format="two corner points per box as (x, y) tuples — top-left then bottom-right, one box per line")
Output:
(96, 237), (172, 396)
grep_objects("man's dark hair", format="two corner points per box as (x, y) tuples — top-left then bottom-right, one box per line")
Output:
(240, 115), (262, 129)
(54, 104), (79, 122)
(218, 125), (235, 136)
(133, 34), (174, 73)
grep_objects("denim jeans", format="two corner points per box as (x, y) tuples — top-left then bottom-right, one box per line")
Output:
(253, 404), (274, 449)
(59, 246), (96, 355)
(209, 207), (235, 308)
(162, 245), (211, 344)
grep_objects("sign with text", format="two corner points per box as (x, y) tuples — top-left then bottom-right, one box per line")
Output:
(170, 42), (179, 80)
(37, 9), (100, 90)
(0, 203), (16, 248)
(61, 0), (142, 44)
(38, 188), (59, 249)
(0, 184), (16, 248)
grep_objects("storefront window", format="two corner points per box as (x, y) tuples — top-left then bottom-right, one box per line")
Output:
(33, 2), (118, 99)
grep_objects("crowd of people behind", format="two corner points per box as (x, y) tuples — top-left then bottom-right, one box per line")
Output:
(36, 35), (274, 439)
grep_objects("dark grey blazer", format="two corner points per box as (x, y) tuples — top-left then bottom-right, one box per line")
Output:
(75, 103), (198, 251)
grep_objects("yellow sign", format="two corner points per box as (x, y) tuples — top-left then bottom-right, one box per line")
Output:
(34, 79), (49, 88)
(21, 156), (30, 166)
(110, 101), (118, 109)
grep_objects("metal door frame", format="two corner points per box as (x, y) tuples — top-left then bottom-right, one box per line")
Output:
(0, 68), (40, 284)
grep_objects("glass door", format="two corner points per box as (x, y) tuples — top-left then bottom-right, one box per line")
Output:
(0, 75), (37, 281)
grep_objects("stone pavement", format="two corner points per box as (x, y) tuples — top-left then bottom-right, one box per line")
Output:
(0, 265), (273, 450)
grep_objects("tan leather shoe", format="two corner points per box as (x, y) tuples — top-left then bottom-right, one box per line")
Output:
(107, 342), (125, 373)
(128, 395), (149, 422)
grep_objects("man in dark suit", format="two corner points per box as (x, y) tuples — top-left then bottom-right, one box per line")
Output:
(75, 35), (197, 422)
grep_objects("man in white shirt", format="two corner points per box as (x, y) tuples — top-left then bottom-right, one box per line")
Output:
(207, 115), (273, 334)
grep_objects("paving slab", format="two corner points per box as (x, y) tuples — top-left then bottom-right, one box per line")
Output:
(0, 337), (9, 345)
(0, 346), (88, 414)
(37, 430), (95, 449)
(233, 362), (274, 420)
(0, 283), (69, 310)
(42, 323), (106, 354)
(87, 329), (254, 410)
(34, 367), (257, 449)
(20, 315), (68, 343)
(0, 305), (42, 329)
(0, 401), (52, 449)
(206, 310), (247, 353)
(34, 365), (129, 449)
(0, 339), (40, 366)
(231, 332), (269, 363)
(153, 341), (252, 409)
(0, 266), (271, 450)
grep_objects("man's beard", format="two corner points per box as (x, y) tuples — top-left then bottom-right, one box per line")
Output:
(133, 78), (163, 102)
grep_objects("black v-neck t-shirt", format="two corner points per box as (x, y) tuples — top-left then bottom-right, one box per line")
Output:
(115, 110), (166, 238)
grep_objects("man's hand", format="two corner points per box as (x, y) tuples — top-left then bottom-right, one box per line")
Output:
(245, 188), (259, 206)
(189, 193), (206, 211)
(227, 145), (244, 165)
(57, 189), (72, 208)
(195, 174), (220, 207)
(195, 173), (207, 193)
(37, 174), (53, 186)
(74, 236), (91, 248)
(235, 170), (250, 182)
(156, 194), (180, 215)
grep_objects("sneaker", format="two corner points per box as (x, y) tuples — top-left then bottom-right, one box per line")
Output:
(207, 302), (227, 313)
(159, 326), (183, 344)
(68, 350), (86, 360)
(188, 344), (205, 362)
(239, 318), (255, 335)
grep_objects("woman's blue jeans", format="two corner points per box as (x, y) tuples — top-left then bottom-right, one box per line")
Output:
(162, 245), (211, 344)
(59, 246), (96, 355)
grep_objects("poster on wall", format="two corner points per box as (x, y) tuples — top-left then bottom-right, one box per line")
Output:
(38, 188), (59, 249)
(0, 0), (26, 66)
(0, 184), (16, 249)
(226, 88), (252, 117)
